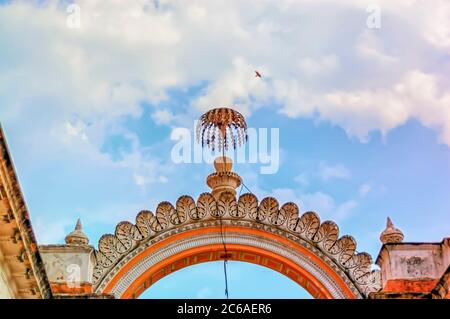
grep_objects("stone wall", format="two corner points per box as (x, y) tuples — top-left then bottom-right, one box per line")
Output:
(373, 238), (450, 298)
(39, 244), (95, 296)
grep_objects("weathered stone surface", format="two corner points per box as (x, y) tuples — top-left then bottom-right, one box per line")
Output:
(376, 239), (450, 296)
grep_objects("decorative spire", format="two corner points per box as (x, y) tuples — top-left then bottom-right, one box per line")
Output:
(197, 107), (248, 199)
(75, 219), (82, 230)
(380, 217), (404, 244)
(65, 218), (89, 246)
(206, 156), (241, 199)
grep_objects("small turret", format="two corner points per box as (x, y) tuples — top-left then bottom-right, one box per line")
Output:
(65, 219), (89, 246)
(380, 217), (404, 244)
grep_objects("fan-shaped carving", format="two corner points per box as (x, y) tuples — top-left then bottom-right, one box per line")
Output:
(98, 234), (126, 262)
(269, 202), (295, 226)
(154, 202), (173, 230)
(350, 253), (373, 282)
(285, 203), (301, 232)
(313, 221), (339, 251)
(176, 195), (195, 223)
(281, 202), (299, 220)
(236, 193), (257, 218)
(254, 197), (278, 222)
(330, 235), (357, 266)
(197, 193), (217, 219)
(135, 210), (154, 239)
(359, 270), (382, 295)
(115, 222), (142, 251)
(300, 211), (320, 240)
(92, 265), (104, 283)
(217, 192), (237, 218)
(287, 217), (301, 232)
(94, 250), (114, 268)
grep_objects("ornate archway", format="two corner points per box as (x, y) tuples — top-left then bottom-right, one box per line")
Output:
(89, 108), (381, 299)
(31, 107), (450, 299)
(91, 192), (382, 299)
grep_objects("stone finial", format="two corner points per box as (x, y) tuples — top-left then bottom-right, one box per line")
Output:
(206, 156), (241, 199)
(380, 217), (404, 244)
(65, 219), (89, 246)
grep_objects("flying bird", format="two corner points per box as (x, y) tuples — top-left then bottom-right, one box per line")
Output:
(254, 70), (262, 78)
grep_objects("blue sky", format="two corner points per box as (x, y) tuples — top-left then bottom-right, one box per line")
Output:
(0, 0), (449, 298)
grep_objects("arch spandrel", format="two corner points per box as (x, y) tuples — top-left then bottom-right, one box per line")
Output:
(92, 191), (382, 298)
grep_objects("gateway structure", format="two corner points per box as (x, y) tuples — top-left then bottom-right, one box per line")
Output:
(0, 109), (449, 299)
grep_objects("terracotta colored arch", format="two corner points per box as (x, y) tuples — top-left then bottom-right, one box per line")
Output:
(121, 245), (330, 299)
(93, 192), (382, 298)
(100, 226), (356, 299)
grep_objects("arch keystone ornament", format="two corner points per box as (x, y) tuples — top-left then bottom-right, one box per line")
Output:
(88, 107), (383, 299)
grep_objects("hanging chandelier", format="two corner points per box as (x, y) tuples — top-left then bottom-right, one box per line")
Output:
(196, 107), (248, 152)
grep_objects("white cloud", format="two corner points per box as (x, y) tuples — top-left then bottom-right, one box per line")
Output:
(301, 191), (357, 221)
(359, 183), (371, 197)
(271, 188), (298, 205)
(159, 175), (169, 183)
(280, 70), (450, 144)
(121, 144), (171, 188)
(133, 174), (148, 187)
(334, 200), (358, 220)
(193, 57), (270, 116)
(322, 71), (450, 143)
(319, 162), (351, 180)
(401, 0), (450, 49)
(423, 9), (450, 49)
(34, 217), (74, 244)
(152, 109), (175, 125)
(294, 173), (309, 187)
(356, 31), (397, 64)
(1, 0), (450, 149)
(298, 55), (339, 76)
(270, 188), (357, 222)
(64, 121), (88, 141)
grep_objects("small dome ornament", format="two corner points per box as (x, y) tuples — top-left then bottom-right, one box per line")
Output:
(380, 217), (404, 244)
(65, 219), (89, 246)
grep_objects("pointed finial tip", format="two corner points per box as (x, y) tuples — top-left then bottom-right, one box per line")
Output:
(386, 216), (393, 227)
(75, 218), (82, 230)
(65, 218), (89, 246)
